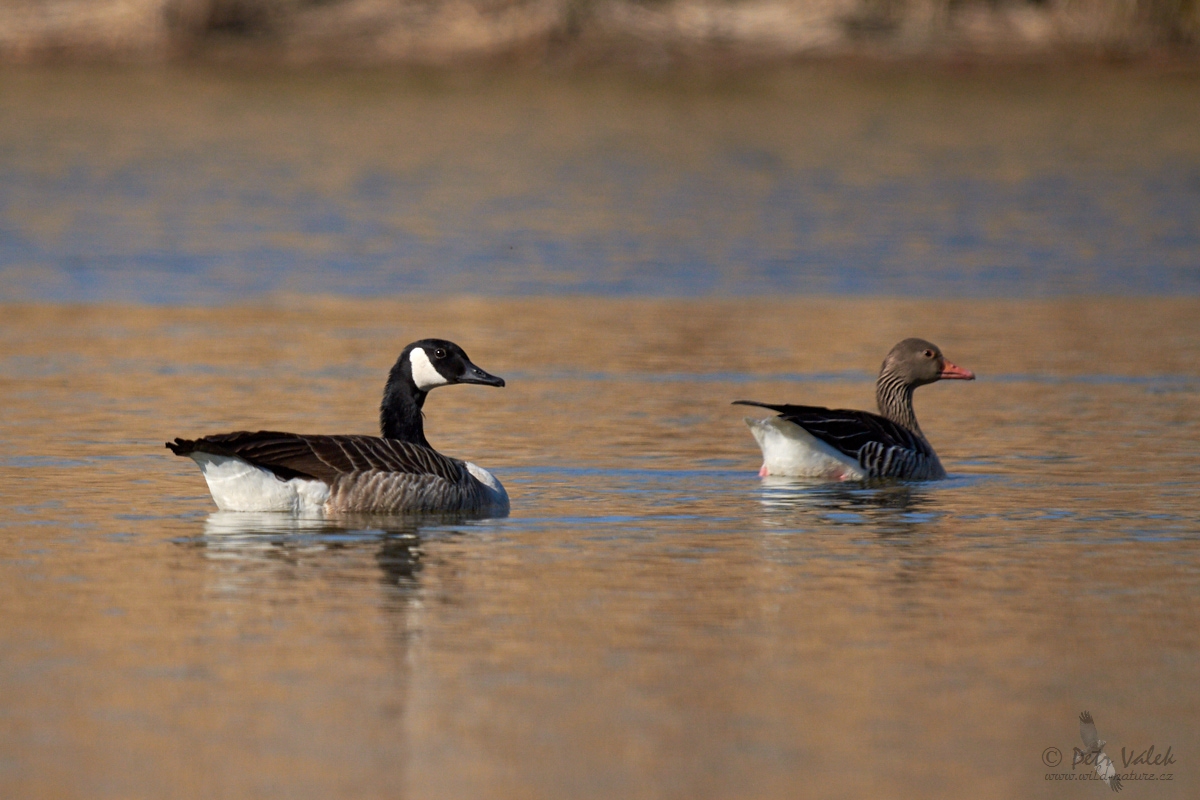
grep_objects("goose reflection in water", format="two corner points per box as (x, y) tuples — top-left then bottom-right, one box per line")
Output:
(756, 477), (939, 534)
(195, 511), (428, 587)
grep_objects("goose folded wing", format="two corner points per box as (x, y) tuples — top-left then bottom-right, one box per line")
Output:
(733, 401), (933, 474)
(168, 431), (463, 484)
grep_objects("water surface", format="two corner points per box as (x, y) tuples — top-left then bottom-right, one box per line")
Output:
(1, 298), (1197, 798)
(1, 66), (1198, 301)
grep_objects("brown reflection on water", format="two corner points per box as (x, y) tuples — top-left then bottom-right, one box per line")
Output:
(0, 297), (1198, 798)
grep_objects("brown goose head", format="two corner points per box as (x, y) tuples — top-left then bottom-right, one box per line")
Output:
(880, 338), (975, 387)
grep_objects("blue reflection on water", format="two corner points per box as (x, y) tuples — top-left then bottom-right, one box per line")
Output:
(4, 162), (1196, 302)
(2, 76), (1198, 303)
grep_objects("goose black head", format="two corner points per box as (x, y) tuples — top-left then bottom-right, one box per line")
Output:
(881, 338), (975, 387)
(399, 338), (506, 392)
(381, 339), (505, 444)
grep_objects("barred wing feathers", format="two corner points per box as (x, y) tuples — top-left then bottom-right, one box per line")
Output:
(167, 431), (495, 513)
(732, 401), (945, 480)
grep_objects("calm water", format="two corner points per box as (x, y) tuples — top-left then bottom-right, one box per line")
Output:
(0, 66), (1198, 301)
(1, 298), (1198, 798)
(1, 66), (1200, 799)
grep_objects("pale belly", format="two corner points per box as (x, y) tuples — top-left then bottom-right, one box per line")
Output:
(191, 453), (330, 514)
(743, 416), (866, 480)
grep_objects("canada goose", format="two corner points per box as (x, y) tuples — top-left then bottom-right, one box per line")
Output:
(734, 338), (975, 480)
(167, 339), (509, 516)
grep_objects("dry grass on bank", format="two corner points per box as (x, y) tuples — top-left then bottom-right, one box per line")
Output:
(0, 0), (1197, 64)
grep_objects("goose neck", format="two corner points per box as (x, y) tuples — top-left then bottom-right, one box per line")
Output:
(876, 371), (921, 434)
(380, 379), (430, 447)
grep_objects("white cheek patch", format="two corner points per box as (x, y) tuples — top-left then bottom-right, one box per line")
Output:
(409, 347), (450, 390)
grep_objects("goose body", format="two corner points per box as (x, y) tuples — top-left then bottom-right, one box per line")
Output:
(167, 340), (509, 516)
(735, 338), (975, 481)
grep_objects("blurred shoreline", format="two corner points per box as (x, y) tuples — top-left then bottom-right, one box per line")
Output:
(0, 0), (1197, 67)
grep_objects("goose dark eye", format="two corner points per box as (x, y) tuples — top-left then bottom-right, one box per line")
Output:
(434, 348), (447, 359)
(923, 350), (934, 358)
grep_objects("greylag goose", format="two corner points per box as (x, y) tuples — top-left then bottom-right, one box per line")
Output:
(734, 338), (974, 481)
(167, 339), (509, 516)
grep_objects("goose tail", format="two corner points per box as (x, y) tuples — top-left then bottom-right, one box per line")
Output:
(166, 438), (198, 456)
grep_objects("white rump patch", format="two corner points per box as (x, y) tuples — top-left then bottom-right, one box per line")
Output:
(465, 461), (510, 513)
(744, 416), (866, 480)
(409, 347), (449, 391)
(190, 453), (330, 515)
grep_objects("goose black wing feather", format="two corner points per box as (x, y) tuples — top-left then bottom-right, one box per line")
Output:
(732, 400), (937, 477)
(166, 431), (462, 484)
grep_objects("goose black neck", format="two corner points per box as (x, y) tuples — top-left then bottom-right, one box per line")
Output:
(380, 366), (430, 447)
(876, 370), (921, 435)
